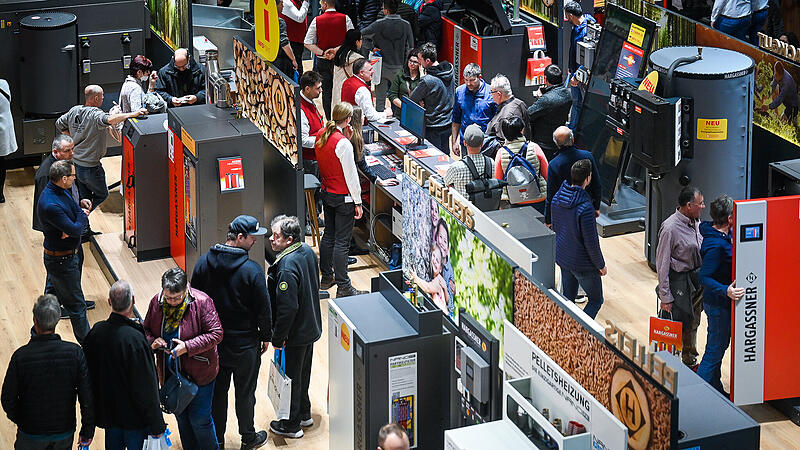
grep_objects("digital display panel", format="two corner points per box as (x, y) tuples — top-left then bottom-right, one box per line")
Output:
(740, 223), (764, 242)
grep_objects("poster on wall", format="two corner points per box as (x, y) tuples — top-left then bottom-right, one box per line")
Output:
(695, 25), (800, 146)
(184, 156), (197, 249)
(148, 0), (189, 50)
(388, 353), (418, 448)
(218, 157), (245, 193)
(234, 38), (300, 165)
(513, 270), (677, 449)
(401, 175), (514, 350)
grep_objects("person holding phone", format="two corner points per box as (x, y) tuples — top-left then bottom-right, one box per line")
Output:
(154, 48), (206, 108)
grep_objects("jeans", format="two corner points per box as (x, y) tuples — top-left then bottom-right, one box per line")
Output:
(43, 252), (90, 344)
(374, 69), (397, 113)
(319, 192), (356, 288)
(425, 125), (451, 155)
(713, 15), (750, 41)
(560, 267), (604, 319)
(15, 431), (72, 450)
(317, 58), (334, 120)
(104, 427), (148, 450)
(748, 9), (769, 45)
(568, 83), (583, 130)
(697, 303), (732, 394)
(176, 381), (218, 450)
(280, 344), (314, 430)
(74, 164), (108, 211)
(212, 344), (260, 443)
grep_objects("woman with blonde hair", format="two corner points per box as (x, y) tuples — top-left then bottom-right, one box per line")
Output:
(316, 103), (368, 297)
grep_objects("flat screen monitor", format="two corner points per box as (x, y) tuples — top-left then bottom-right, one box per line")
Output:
(400, 96), (426, 149)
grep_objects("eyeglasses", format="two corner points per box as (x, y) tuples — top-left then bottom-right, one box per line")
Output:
(163, 291), (187, 303)
(689, 201), (705, 207)
(175, 62), (189, 70)
(409, 60), (419, 65)
(490, 90), (499, 94)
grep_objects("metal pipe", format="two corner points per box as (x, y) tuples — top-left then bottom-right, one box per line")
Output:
(664, 47), (702, 98)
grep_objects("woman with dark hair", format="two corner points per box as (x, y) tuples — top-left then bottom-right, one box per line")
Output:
(120, 54), (157, 113)
(332, 29), (363, 107)
(493, 116), (548, 211)
(388, 49), (422, 117)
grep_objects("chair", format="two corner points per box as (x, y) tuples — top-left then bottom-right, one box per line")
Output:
(304, 173), (322, 246)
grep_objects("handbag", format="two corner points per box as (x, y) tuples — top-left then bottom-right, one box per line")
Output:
(368, 50), (383, 81)
(526, 49), (552, 87)
(268, 349), (292, 420)
(159, 351), (198, 416)
(649, 303), (683, 356)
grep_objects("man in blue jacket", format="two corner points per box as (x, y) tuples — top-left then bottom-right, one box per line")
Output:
(696, 195), (745, 395)
(36, 160), (91, 343)
(545, 126), (601, 226)
(551, 159), (607, 319)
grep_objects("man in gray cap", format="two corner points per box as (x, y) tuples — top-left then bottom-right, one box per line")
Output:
(444, 124), (494, 199)
(191, 215), (272, 449)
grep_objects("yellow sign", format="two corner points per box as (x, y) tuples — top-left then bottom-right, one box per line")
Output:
(254, 0), (280, 62)
(697, 118), (728, 140)
(627, 23), (645, 48)
(340, 323), (351, 351)
(638, 71), (658, 93)
(181, 127), (196, 156)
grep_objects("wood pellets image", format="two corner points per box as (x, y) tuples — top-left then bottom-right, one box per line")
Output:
(233, 38), (300, 165)
(513, 270), (675, 449)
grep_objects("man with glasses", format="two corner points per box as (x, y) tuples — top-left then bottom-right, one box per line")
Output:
(154, 48), (207, 108)
(450, 63), (496, 156)
(36, 160), (91, 344)
(655, 186), (706, 369)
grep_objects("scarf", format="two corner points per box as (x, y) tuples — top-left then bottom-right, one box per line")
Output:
(162, 290), (189, 334)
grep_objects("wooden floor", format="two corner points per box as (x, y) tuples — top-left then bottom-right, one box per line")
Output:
(1, 155), (798, 448)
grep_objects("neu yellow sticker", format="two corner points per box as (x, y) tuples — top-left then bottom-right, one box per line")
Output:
(627, 23), (645, 48)
(638, 71), (658, 93)
(697, 118), (728, 140)
(254, 0), (280, 62)
(340, 323), (350, 351)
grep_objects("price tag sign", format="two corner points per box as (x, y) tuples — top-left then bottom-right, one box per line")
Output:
(255, 0), (280, 61)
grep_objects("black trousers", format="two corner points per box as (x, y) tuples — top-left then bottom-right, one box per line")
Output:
(291, 41), (305, 77)
(281, 343), (314, 430)
(212, 344), (261, 443)
(0, 155), (6, 197)
(316, 58), (334, 120)
(319, 192), (355, 288)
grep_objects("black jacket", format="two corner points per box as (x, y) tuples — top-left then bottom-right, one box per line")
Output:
(409, 61), (455, 128)
(83, 314), (166, 435)
(528, 84), (572, 158)
(32, 154), (88, 232)
(154, 57), (206, 107)
(2, 334), (94, 438)
(418, 0), (444, 47)
(358, 0), (382, 30)
(396, 2), (419, 44)
(268, 243), (322, 347)
(192, 244), (272, 348)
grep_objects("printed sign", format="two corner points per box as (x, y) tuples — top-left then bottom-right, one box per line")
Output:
(697, 118), (728, 140)
(218, 157), (245, 193)
(254, 0), (280, 61)
(616, 41), (644, 78)
(181, 127), (196, 157)
(527, 25), (545, 50)
(627, 23), (645, 48)
(389, 353), (418, 448)
(638, 71), (659, 93)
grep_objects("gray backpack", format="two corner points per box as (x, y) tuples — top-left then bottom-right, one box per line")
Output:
(502, 143), (542, 204)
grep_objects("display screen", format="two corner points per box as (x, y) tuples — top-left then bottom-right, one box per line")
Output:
(740, 223), (764, 242)
(148, 0), (190, 50)
(400, 96), (425, 142)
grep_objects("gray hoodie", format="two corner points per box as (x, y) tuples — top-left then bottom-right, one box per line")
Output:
(409, 61), (455, 128)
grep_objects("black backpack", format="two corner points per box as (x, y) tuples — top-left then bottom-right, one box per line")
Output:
(463, 155), (506, 212)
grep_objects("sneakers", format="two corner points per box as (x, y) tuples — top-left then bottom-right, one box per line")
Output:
(270, 420), (304, 438)
(320, 276), (335, 290)
(300, 415), (314, 427)
(61, 301), (95, 319)
(240, 430), (268, 449)
(336, 285), (368, 298)
(348, 257), (358, 265)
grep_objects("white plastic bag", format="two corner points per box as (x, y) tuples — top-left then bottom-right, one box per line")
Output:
(369, 51), (383, 82)
(268, 349), (292, 420)
(142, 427), (172, 450)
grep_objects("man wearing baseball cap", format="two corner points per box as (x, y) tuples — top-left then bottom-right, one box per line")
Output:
(191, 215), (272, 449)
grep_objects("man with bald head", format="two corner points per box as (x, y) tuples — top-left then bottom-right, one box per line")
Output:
(154, 48), (206, 108)
(544, 126), (601, 226)
(377, 423), (410, 450)
(56, 85), (145, 214)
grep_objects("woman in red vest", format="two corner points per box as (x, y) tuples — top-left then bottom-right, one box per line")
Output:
(315, 103), (367, 297)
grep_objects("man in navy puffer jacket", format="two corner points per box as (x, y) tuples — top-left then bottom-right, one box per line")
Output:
(551, 159), (607, 318)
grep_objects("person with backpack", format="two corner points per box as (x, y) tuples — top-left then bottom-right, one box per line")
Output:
(493, 117), (547, 212)
(444, 125), (502, 211)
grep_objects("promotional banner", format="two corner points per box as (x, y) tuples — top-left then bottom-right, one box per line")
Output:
(254, 0), (280, 61)
(147, 0), (190, 50)
(505, 321), (628, 450)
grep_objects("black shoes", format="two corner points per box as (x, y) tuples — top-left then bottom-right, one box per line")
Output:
(240, 430), (268, 449)
(349, 246), (369, 256)
(61, 301), (95, 319)
(348, 256), (357, 265)
(336, 285), (368, 298)
(300, 414), (314, 427)
(270, 420), (303, 438)
(320, 276), (335, 290)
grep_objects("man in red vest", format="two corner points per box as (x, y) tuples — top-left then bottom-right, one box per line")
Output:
(299, 71), (324, 173)
(340, 58), (389, 123)
(278, 0), (309, 77)
(304, 0), (354, 119)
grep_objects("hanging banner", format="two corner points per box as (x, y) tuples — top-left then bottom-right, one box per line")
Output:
(254, 0), (280, 61)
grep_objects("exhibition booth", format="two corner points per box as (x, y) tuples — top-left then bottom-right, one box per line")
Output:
(4, 0), (800, 447)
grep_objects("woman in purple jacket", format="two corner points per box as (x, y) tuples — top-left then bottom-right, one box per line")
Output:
(144, 267), (223, 450)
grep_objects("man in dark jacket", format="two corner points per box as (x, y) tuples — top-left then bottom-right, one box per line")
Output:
(551, 159), (607, 319)
(191, 215), (271, 449)
(154, 48), (206, 108)
(267, 215), (322, 439)
(418, 0), (444, 48)
(528, 65), (572, 160)
(545, 126), (601, 226)
(83, 280), (166, 448)
(2, 294), (94, 449)
(410, 42), (455, 153)
(696, 195), (745, 394)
